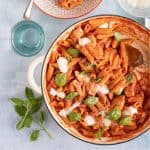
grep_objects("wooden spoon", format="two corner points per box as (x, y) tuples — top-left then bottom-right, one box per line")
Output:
(126, 42), (150, 67)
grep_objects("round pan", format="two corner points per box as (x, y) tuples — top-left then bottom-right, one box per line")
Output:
(41, 15), (150, 145)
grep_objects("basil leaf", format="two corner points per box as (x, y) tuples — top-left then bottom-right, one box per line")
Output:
(119, 116), (132, 126)
(25, 87), (34, 101)
(67, 48), (80, 57)
(55, 73), (67, 87)
(65, 92), (78, 100)
(29, 97), (43, 114)
(24, 115), (32, 128)
(114, 32), (122, 42)
(39, 112), (45, 124)
(84, 96), (97, 106)
(95, 129), (102, 140)
(16, 119), (24, 130)
(125, 72), (134, 83)
(68, 112), (81, 122)
(108, 108), (121, 121)
(10, 98), (24, 106)
(30, 130), (40, 141)
(15, 105), (27, 116)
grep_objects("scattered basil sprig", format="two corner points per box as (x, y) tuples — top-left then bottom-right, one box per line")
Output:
(10, 87), (52, 142)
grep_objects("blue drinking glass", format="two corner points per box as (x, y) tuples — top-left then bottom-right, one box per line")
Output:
(11, 20), (45, 57)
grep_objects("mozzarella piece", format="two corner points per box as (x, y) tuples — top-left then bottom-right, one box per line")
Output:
(123, 106), (138, 116)
(79, 37), (90, 46)
(59, 109), (69, 117)
(99, 23), (109, 28)
(57, 92), (66, 99)
(72, 102), (81, 109)
(49, 88), (66, 99)
(59, 102), (81, 117)
(103, 118), (111, 127)
(84, 115), (95, 126)
(96, 84), (109, 94)
(57, 57), (68, 73)
(49, 88), (57, 96)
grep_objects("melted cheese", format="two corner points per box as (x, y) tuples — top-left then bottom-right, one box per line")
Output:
(59, 102), (81, 117)
(49, 88), (66, 98)
(84, 115), (95, 126)
(79, 37), (90, 46)
(96, 84), (109, 94)
(99, 23), (109, 28)
(49, 88), (57, 96)
(123, 106), (138, 116)
(57, 57), (68, 73)
(103, 118), (111, 127)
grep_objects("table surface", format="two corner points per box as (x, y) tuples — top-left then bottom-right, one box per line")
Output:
(0, 0), (149, 150)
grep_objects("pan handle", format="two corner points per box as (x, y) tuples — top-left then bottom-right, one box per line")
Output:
(27, 56), (44, 94)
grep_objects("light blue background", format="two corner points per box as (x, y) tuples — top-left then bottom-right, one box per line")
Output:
(0, 0), (149, 150)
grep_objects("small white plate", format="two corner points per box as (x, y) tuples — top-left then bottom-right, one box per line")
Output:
(34, 0), (102, 19)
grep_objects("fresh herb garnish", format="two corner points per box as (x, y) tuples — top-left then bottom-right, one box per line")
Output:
(65, 92), (79, 100)
(10, 87), (52, 141)
(67, 48), (80, 57)
(125, 72), (134, 83)
(94, 77), (101, 83)
(95, 128), (103, 140)
(84, 96), (98, 106)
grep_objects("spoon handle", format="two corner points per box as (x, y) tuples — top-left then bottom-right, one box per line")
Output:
(145, 17), (150, 30)
(23, 0), (34, 20)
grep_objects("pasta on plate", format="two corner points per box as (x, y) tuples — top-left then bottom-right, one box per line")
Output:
(59, 0), (84, 9)
(45, 16), (150, 143)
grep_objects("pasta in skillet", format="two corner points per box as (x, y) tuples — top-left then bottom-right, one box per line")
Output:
(46, 17), (150, 141)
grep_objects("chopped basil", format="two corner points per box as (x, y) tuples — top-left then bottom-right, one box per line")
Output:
(114, 32), (122, 42)
(55, 73), (67, 87)
(65, 92), (79, 100)
(119, 116), (132, 126)
(125, 72), (134, 83)
(84, 96), (97, 106)
(108, 108), (121, 121)
(68, 112), (81, 122)
(95, 128), (103, 140)
(67, 48), (80, 57)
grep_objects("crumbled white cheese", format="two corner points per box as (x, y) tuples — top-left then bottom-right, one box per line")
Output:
(123, 106), (138, 116)
(49, 88), (57, 96)
(96, 84), (109, 94)
(79, 37), (90, 46)
(59, 102), (81, 117)
(103, 118), (111, 127)
(49, 88), (66, 99)
(59, 109), (70, 117)
(57, 92), (66, 99)
(99, 23), (109, 28)
(57, 57), (68, 73)
(84, 115), (95, 126)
